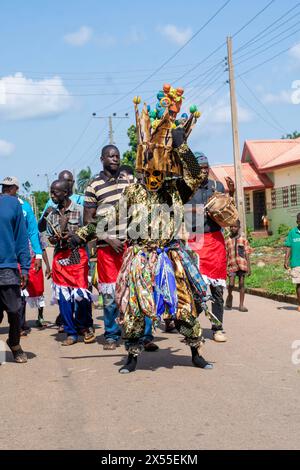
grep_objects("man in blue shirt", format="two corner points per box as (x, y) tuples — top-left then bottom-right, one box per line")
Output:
(0, 177), (31, 363)
(1, 177), (44, 335)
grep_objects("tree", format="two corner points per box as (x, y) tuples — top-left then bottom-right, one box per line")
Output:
(121, 125), (137, 169)
(32, 191), (49, 217)
(77, 166), (92, 193)
(282, 131), (300, 139)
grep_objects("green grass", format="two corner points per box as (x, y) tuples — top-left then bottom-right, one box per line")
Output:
(246, 263), (295, 296)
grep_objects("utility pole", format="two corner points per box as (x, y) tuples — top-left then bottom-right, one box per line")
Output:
(108, 116), (114, 144)
(226, 36), (246, 233)
(37, 173), (50, 192)
(92, 113), (129, 146)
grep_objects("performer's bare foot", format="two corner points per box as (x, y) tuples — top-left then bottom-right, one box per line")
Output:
(119, 354), (137, 374)
(191, 347), (213, 369)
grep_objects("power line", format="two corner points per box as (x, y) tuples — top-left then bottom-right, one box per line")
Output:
(98, 0), (233, 112)
(237, 43), (298, 77)
(234, 2), (300, 54)
(235, 22), (300, 66)
(236, 90), (286, 133)
(178, 0), (277, 86)
(239, 76), (287, 132)
(52, 117), (93, 173)
(231, 0), (276, 38)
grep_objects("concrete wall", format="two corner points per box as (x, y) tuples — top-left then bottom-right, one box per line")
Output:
(272, 166), (300, 187)
(269, 208), (297, 234)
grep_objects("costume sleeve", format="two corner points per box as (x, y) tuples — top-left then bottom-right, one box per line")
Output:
(173, 143), (206, 204)
(14, 202), (31, 274)
(25, 202), (43, 257)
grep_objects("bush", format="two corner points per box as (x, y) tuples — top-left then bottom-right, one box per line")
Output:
(250, 235), (281, 248)
(277, 224), (291, 237)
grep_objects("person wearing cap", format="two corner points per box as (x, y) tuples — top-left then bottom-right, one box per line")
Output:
(186, 153), (235, 343)
(0, 177), (31, 363)
(1, 177), (48, 334)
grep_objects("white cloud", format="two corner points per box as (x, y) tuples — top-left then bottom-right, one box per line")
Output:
(64, 26), (93, 46)
(289, 43), (300, 60)
(0, 73), (73, 120)
(210, 103), (252, 124)
(262, 90), (293, 104)
(0, 139), (15, 157)
(125, 28), (145, 45)
(158, 24), (192, 46)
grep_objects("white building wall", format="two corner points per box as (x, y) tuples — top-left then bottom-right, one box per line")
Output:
(272, 166), (300, 187)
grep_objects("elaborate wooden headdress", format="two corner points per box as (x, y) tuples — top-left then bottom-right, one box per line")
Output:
(134, 83), (201, 177)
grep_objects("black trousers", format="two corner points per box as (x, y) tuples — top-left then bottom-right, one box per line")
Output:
(18, 296), (26, 330)
(210, 284), (224, 330)
(0, 285), (22, 347)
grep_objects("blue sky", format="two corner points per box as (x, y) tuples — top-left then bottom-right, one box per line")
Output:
(0, 0), (300, 192)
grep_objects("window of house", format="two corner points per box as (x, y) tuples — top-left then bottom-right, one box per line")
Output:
(271, 189), (277, 209)
(282, 186), (289, 208)
(244, 193), (251, 213)
(290, 184), (300, 207)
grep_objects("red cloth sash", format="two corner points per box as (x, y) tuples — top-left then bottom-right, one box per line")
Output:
(188, 231), (227, 280)
(27, 257), (44, 297)
(52, 248), (89, 289)
(97, 245), (126, 284)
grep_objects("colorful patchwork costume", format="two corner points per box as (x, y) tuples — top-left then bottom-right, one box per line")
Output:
(96, 87), (221, 373)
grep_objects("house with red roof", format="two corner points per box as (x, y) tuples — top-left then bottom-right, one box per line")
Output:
(210, 138), (300, 233)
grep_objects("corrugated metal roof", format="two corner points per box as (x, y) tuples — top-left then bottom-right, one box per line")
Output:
(242, 139), (300, 170)
(210, 162), (273, 190)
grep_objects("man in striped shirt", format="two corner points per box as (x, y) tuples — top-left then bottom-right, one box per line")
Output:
(84, 145), (158, 351)
(84, 146), (130, 350)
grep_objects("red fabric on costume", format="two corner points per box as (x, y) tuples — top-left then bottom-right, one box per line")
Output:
(52, 248), (89, 289)
(27, 257), (44, 297)
(189, 231), (227, 280)
(97, 245), (126, 284)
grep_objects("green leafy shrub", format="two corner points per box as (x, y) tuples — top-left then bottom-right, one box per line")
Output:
(277, 224), (291, 237)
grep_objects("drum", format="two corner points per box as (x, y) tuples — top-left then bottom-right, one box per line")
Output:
(205, 192), (238, 228)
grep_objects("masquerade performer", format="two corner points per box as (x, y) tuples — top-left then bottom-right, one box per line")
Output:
(46, 180), (95, 346)
(187, 154), (235, 343)
(96, 85), (221, 374)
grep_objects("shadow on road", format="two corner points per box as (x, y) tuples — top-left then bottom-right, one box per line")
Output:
(277, 306), (299, 311)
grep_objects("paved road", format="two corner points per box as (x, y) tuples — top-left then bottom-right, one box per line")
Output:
(1, 286), (300, 450)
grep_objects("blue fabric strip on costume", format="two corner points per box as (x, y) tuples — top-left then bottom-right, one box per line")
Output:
(154, 248), (178, 319)
(177, 243), (207, 298)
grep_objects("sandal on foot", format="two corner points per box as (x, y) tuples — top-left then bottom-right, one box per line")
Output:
(61, 336), (77, 346)
(239, 306), (248, 312)
(6, 340), (28, 363)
